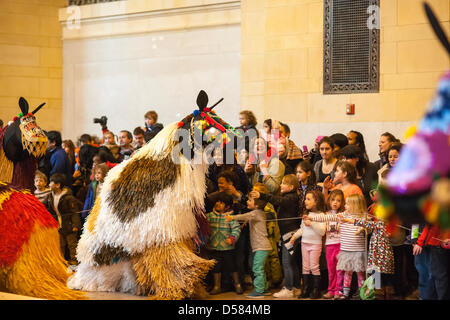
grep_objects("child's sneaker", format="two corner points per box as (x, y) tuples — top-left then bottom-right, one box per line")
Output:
(322, 292), (334, 299)
(338, 293), (350, 300)
(273, 287), (294, 298)
(333, 292), (343, 300)
(247, 290), (265, 299)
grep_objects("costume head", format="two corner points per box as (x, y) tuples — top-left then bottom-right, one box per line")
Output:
(376, 3), (450, 232)
(2, 97), (47, 162)
(176, 90), (242, 160)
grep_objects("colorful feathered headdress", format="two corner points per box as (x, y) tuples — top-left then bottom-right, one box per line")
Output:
(177, 90), (242, 152)
(376, 3), (450, 232)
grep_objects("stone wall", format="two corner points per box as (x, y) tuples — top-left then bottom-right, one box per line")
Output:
(0, 0), (66, 131)
(240, 0), (449, 161)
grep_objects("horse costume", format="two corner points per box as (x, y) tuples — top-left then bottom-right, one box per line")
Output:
(68, 90), (242, 299)
(0, 97), (47, 190)
(0, 98), (85, 299)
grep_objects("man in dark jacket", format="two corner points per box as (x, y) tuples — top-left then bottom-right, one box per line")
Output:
(46, 130), (73, 188)
(48, 173), (82, 265)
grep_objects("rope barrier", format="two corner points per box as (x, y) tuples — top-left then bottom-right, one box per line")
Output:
(51, 202), (448, 243)
(262, 211), (446, 243)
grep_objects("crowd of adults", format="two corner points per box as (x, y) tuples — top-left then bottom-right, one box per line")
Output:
(2, 107), (447, 300)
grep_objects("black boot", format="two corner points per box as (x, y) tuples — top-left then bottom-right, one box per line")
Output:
(310, 275), (321, 299)
(210, 273), (222, 295)
(299, 274), (312, 299)
(232, 272), (244, 294)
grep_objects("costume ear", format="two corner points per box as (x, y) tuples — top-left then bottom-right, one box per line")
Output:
(209, 98), (224, 111)
(31, 102), (46, 115)
(19, 97), (29, 115)
(196, 90), (209, 111)
(424, 2), (450, 55)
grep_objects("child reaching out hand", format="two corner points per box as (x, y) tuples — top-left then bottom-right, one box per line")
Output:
(249, 174), (301, 298)
(226, 195), (272, 299)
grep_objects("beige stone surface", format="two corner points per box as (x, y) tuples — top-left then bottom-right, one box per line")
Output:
(59, 0), (241, 40)
(398, 40), (450, 73)
(398, 0), (449, 26)
(240, 0), (449, 136)
(0, 0), (64, 131)
(1, 0), (448, 142)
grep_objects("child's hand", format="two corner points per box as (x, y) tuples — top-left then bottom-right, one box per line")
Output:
(289, 236), (296, 245)
(72, 227), (78, 232)
(413, 244), (423, 255)
(302, 215), (310, 220)
(323, 176), (334, 190)
(225, 238), (233, 245)
(339, 216), (353, 224)
(304, 219), (311, 227)
(225, 215), (233, 221)
(249, 190), (260, 199)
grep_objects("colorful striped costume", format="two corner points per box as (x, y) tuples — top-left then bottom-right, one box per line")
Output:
(0, 182), (85, 299)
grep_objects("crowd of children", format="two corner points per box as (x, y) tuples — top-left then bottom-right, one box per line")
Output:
(27, 109), (449, 300)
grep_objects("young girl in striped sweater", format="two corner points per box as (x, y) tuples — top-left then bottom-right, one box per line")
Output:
(290, 190), (326, 299)
(304, 193), (367, 299)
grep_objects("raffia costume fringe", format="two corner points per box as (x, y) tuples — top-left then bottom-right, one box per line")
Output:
(0, 183), (86, 300)
(0, 148), (14, 183)
(70, 123), (215, 298)
(83, 202), (214, 299)
(0, 129), (14, 184)
(0, 223), (86, 300)
(132, 240), (215, 300)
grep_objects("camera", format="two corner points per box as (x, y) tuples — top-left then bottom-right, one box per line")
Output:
(93, 116), (108, 126)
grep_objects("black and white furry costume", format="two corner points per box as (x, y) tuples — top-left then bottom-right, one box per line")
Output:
(68, 91), (240, 299)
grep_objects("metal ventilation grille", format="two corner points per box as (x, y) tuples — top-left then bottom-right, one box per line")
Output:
(324, 0), (379, 94)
